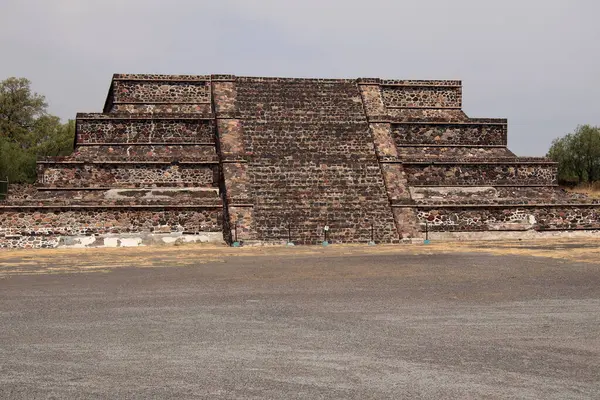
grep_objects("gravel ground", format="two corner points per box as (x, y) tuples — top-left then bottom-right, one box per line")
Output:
(1, 243), (599, 399)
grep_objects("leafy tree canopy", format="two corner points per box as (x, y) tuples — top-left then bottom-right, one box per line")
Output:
(547, 125), (600, 185)
(0, 77), (74, 183)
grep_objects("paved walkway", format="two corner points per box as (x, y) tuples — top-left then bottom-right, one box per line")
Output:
(1, 241), (599, 398)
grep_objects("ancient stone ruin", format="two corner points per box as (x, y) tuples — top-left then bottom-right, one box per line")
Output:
(1, 74), (599, 248)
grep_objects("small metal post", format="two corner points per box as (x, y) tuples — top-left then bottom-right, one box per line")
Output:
(368, 221), (376, 246)
(286, 220), (295, 246)
(232, 221), (240, 247)
(424, 220), (430, 244)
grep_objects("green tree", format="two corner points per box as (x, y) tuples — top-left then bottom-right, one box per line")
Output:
(0, 77), (74, 183)
(547, 125), (600, 185)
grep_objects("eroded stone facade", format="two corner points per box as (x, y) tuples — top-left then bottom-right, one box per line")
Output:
(382, 85), (461, 109)
(39, 164), (217, 188)
(392, 122), (507, 146)
(77, 118), (215, 144)
(112, 81), (211, 104)
(1, 73), (598, 248)
(0, 208), (222, 236)
(416, 206), (600, 231)
(404, 164), (557, 186)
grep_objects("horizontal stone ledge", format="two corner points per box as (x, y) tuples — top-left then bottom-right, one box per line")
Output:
(36, 187), (220, 191)
(536, 227), (600, 231)
(385, 106), (463, 110)
(382, 160), (556, 165)
(76, 142), (216, 146)
(221, 159), (248, 163)
(113, 74), (211, 82)
(380, 80), (462, 87)
(37, 160), (220, 165)
(356, 79), (381, 85)
(235, 77), (357, 84)
(396, 144), (508, 148)
(111, 101), (212, 105)
(215, 115), (241, 120)
(227, 203), (255, 207)
(393, 203), (600, 208)
(37, 187), (113, 191)
(409, 184), (560, 188)
(76, 112), (215, 120)
(389, 120), (507, 126)
(382, 84), (462, 88)
(0, 204), (224, 210)
(211, 74), (236, 82)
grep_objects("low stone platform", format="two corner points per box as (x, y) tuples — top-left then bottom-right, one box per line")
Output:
(1, 74), (599, 248)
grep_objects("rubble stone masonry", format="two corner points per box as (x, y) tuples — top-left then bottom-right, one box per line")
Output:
(1, 74), (599, 248)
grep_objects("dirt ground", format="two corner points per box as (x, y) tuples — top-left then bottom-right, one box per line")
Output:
(1, 239), (599, 399)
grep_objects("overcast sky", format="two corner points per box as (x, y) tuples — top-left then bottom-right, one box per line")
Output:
(1, 0), (598, 155)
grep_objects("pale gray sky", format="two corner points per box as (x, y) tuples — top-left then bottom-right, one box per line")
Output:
(1, 0), (599, 155)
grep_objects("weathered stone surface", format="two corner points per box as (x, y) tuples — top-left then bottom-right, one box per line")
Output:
(39, 164), (217, 188)
(416, 206), (600, 232)
(237, 79), (398, 243)
(112, 81), (211, 104)
(227, 206), (256, 242)
(409, 186), (596, 206)
(370, 123), (398, 158)
(387, 109), (468, 122)
(397, 146), (513, 160)
(0, 208), (222, 237)
(212, 80), (256, 242)
(212, 81), (237, 116)
(77, 118), (215, 144)
(358, 84), (386, 116)
(382, 85), (461, 109)
(72, 145), (218, 162)
(222, 163), (251, 202)
(393, 123), (507, 146)
(2, 73), (600, 248)
(236, 78), (398, 244)
(110, 104), (212, 114)
(217, 119), (245, 157)
(404, 164), (557, 186)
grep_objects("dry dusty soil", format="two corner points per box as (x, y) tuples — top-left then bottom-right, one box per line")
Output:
(1, 240), (599, 399)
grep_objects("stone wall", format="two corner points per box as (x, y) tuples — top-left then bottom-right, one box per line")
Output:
(1, 184), (37, 200)
(392, 122), (507, 146)
(0, 207), (222, 248)
(3, 187), (221, 207)
(76, 117), (215, 144)
(39, 164), (218, 188)
(0, 207), (222, 236)
(410, 186), (592, 206)
(112, 80), (211, 104)
(72, 145), (218, 162)
(404, 163), (557, 186)
(387, 109), (468, 122)
(396, 146), (514, 160)
(416, 206), (600, 231)
(110, 104), (213, 114)
(381, 81), (462, 109)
